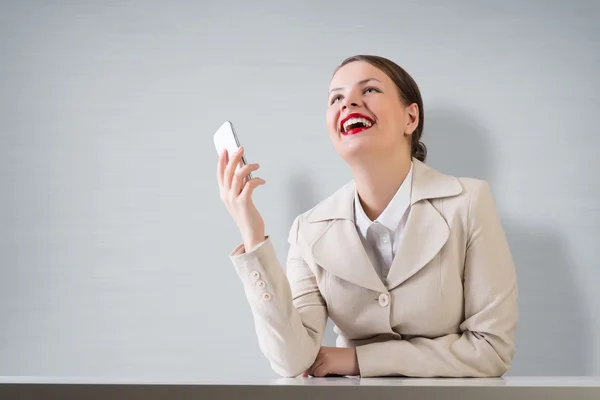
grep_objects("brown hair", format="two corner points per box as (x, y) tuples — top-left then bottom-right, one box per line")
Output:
(334, 55), (427, 162)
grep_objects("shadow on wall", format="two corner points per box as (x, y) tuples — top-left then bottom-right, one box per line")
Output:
(425, 105), (591, 376)
(285, 173), (338, 347)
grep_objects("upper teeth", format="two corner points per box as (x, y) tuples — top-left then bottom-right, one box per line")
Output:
(343, 117), (373, 131)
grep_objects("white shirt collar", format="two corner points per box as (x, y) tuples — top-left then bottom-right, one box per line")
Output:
(354, 162), (413, 237)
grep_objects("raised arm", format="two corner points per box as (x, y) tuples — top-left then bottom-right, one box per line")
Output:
(229, 216), (328, 377)
(217, 146), (327, 377)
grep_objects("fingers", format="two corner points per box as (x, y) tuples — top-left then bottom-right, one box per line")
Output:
(305, 360), (323, 377)
(217, 144), (266, 213)
(304, 347), (321, 377)
(223, 146), (245, 190)
(231, 163), (261, 196)
(239, 177), (266, 203)
(313, 364), (329, 377)
(217, 149), (228, 189)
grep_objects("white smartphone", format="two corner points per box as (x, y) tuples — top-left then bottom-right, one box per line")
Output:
(213, 120), (252, 179)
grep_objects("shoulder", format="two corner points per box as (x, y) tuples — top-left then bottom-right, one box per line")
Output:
(455, 177), (496, 206)
(413, 159), (499, 224)
(436, 174), (497, 213)
(440, 176), (500, 234)
(287, 180), (355, 245)
(456, 177), (500, 222)
(304, 180), (355, 222)
(456, 177), (492, 200)
(410, 159), (493, 207)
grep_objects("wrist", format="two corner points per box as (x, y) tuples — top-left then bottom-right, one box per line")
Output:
(349, 348), (360, 376)
(243, 235), (266, 252)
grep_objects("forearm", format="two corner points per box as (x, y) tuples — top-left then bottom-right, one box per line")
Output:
(356, 270), (517, 379)
(231, 237), (327, 377)
(356, 329), (514, 378)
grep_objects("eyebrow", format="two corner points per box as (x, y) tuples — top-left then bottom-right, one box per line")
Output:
(329, 78), (382, 95)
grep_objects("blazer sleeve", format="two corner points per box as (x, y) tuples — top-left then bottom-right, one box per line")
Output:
(355, 181), (519, 377)
(229, 216), (328, 378)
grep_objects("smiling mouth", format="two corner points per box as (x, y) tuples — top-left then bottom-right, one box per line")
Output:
(340, 113), (375, 135)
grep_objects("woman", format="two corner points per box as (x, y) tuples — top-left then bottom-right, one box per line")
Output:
(216, 55), (518, 378)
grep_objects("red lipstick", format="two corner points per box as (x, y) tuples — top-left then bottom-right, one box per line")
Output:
(339, 112), (375, 136)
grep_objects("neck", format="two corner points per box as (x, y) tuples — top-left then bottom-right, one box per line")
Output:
(351, 153), (412, 221)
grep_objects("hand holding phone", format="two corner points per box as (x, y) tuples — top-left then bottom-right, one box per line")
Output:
(214, 121), (267, 251)
(213, 121), (252, 179)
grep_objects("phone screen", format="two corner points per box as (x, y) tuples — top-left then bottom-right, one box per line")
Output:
(213, 121), (252, 179)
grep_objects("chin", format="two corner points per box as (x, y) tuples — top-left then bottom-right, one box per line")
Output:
(335, 140), (378, 162)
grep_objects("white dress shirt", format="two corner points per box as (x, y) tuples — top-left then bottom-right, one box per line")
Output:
(354, 162), (413, 282)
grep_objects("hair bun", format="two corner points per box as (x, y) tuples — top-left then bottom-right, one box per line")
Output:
(413, 141), (427, 162)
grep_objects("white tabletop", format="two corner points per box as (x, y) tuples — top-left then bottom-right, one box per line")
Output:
(1, 376), (599, 387)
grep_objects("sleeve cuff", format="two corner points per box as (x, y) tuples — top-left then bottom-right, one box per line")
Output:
(229, 236), (270, 257)
(356, 341), (409, 377)
(228, 236), (281, 289)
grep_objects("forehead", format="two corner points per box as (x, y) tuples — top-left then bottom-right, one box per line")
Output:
(329, 61), (390, 89)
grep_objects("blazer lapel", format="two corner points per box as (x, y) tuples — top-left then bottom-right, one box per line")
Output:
(385, 200), (449, 290)
(304, 159), (462, 294)
(306, 183), (387, 293)
(385, 159), (463, 290)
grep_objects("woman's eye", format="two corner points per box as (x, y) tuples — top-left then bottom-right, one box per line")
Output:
(330, 95), (342, 105)
(364, 87), (380, 94)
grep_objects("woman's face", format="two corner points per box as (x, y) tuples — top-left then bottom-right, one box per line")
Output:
(326, 61), (418, 164)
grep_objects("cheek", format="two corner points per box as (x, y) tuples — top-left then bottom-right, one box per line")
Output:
(373, 100), (405, 130)
(368, 98), (391, 119)
(326, 108), (339, 134)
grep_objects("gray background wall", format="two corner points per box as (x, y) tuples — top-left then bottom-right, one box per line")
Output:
(1, 0), (598, 379)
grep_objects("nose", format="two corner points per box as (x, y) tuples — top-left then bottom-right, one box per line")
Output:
(342, 101), (359, 110)
(340, 87), (362, 110)
(341, 98), (360, 111)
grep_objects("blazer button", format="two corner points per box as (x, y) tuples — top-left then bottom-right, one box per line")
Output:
(378, 293), (390, 307)
(261, 292), (272, 301)
(255, 280), (266, 289)
(250, 271), (260, 281)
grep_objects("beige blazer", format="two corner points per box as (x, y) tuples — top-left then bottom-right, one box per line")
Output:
(229, 159), (518, 378)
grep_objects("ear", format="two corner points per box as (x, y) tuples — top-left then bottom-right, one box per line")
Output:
(404, 103), (420, 136)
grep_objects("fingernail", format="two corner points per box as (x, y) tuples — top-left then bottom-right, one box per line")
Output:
(237, 146), (243, 153)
